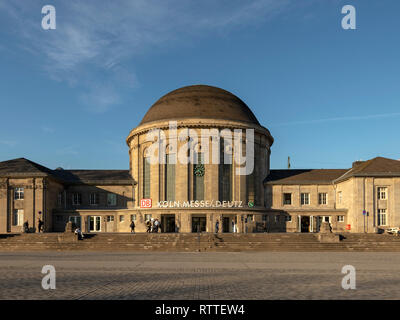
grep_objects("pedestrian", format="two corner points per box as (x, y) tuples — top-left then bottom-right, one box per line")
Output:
(146, 220), (151, 233)
(150, 218), (155, 233)
(154, 219), (160, 233)
(38, 218), (44, 233)
(23, 221), (29, 233)
(215, 220), (219, 233)
(74, 227), (84, 240)
(231, 220), (235, 233)
(130, 220), (135, 233)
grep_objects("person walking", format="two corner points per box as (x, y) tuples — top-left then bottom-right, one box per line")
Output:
(146, 220), (151, 233)
(130, 220), (135, 233)
(215, 220), (219, 234)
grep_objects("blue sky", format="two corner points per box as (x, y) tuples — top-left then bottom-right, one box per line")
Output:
(0, 0), (399, 170)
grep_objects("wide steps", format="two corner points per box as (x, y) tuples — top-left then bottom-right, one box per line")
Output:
(0, 233), (399, 252)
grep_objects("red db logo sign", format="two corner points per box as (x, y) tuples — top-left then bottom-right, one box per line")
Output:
(140, 199), (152, 208)
(346, 224), (351, 231)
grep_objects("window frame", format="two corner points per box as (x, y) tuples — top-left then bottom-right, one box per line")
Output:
(378, 208), (387, 226)
(14, 187), (24, 200)
(89, 193), (99, 206)
(301, 193), (310, 205)
(72, 193), (82, 206)
(107, 193), (117, 206)
(318, 193), (328, 205)
(283, 193), (292, 205)
(377, 187), (388, 200)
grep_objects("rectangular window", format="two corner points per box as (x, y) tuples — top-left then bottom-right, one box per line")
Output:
(12, 209), (24, 226)
(165, 153), (176, 201)
(283, 193), (292, 205)
(323, 216), (331, 223)
(14, 187), (24, 200)
(130, 214), (136, 222)
(106, 215), (114, 222)
(107, 193), (117, 206)
(377, 187), (388, 200)
(144, 214), (152, 222)
(262, 215), (268, 222)
(119, 215), (125, 223)
(274, 215), (279, 223)
(318, 193), (327, 205)
(301, 193), (310, 205)
(72, 193), (82, 206)
(285, 215), (292, 222)
(337, 216), (344, 222)
(338, 191), (342, 204)
(378, 209), (387, 226)
(90, 193), (99, 206)
(143, 156), (151, 199)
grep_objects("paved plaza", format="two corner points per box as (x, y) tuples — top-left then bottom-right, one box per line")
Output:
(0, 251), (400, 300)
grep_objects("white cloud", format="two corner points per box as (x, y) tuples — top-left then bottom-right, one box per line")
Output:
(1, 0), (292, 112)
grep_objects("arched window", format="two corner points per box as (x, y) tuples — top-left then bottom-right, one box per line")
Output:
(143, 149), (151, 199)
(165, 145), (176, 201)
(246, 171), (257, 205)
(193, 145), (204, 200)
(219, 139), (232, 201)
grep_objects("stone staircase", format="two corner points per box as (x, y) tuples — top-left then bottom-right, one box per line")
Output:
(1, 232), (400, 252)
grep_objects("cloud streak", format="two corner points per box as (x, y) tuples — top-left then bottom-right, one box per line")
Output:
(272, 112), (400, 127)
(0, 0), (291, 112)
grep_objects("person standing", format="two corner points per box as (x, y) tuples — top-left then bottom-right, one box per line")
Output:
(130, 220), (135, 233)
(215, 220), (219, 234)
(38, 218), (44, 233)
(23, 221), (29, 233)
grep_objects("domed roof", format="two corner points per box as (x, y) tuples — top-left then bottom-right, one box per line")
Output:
(139, 85), (260, 126)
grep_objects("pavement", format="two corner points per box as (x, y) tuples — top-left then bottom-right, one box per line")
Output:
(0, 251), (400, 300)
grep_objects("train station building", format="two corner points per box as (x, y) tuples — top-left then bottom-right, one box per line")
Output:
(0, 85), (399, 234)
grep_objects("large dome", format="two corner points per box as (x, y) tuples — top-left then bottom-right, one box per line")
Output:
(139, 85), (260, 126)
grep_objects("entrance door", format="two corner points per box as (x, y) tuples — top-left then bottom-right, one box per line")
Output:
(89, 216), (101, 232)
(223, 217), (230, 233)
(301, 216), (310, 233)
(192, 216), (206, 233)
(162, 215), (176, 233)
(106, 215), (114, 232)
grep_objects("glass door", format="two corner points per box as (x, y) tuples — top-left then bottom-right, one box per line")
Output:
(89, 216), (101, 232)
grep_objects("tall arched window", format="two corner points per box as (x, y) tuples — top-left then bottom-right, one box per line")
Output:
(193, 148), (204, 201)
(219, 139), (232, 201)
(165, 146), (176, 201)
(143, 149), (151, 199)
(246, 171), (257, 205)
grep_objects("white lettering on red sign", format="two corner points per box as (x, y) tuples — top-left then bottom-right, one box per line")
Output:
(140, 199), (152, 208)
